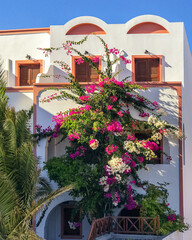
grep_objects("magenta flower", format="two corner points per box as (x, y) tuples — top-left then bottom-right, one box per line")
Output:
(85, 84), (97, 94)
(107, 105), (113, 110)
(105, 145), (118, 155)
(110, 95), (118, 102)
(118, 111), (123, 117)
(85, 105), (92, 111)
(104, 193), (112, 199)
(127, 134), (136, 141)
(92, 57), (99, 63)
(143, 141), (159, 152)
(107, 121), (123, 133)
(68, 133), (79, 141)
(138, 156), (144, 163)
(167, 214), (176, 221)
(130, 161), (136, 168)
(79, 95), (90, 101)
(98, 81), (105, 87)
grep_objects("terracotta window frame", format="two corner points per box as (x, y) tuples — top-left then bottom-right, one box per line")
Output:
(61, 204), (82, 239)
(15, 60), (43, 86)
(72, 55), (102, 83)
(134, 130), (163, 164)
(132, 55), (163, 83)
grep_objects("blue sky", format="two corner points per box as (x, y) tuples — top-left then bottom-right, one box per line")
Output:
(1, 0), (192, 51)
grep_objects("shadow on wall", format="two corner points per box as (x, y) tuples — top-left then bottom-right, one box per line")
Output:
(38, 65), (69, 83)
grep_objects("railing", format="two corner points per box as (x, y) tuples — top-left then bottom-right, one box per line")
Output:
(87, 216), (160, 240)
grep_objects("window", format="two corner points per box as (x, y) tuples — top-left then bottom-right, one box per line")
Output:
(132, 56), (162, 83)
(72, 56), (101, 82)
(135, 132), (163, 164)
(61, 203), (82, 239)
(15, 60), (43, 86)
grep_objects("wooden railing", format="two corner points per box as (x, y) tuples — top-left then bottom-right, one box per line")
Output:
(87, 216), (160, 240)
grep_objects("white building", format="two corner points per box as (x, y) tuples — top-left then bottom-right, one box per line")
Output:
(1, 15), (192, 240)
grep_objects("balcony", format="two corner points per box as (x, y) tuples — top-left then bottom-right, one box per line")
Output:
(88, 216), (160, 240)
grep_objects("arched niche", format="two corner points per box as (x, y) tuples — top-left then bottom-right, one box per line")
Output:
(127, 22), (169, 34)
(66, 23), (106, 35)
(45, 136), (70, 162)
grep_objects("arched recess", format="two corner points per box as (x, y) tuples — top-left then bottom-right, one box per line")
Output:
(127, 22), (169, 34)
(66, 23), (106, 35)
(45, 136), (70, 162)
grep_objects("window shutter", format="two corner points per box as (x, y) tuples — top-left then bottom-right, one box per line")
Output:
(75, 62), (88, 82)
(89, 62), (99, 82)
(30, 64), (40, 84)
(148, 59), (159, 82)
(20, 65), (30, 86)
(135, 59), (148, 82)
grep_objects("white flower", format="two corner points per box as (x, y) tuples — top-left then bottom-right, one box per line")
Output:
(115, 174), (122, 182)
(68, 221), (76, 230)
(103, 184), (109, 192)
(99, 176), (108, 185)
(151, 132), (162, 141)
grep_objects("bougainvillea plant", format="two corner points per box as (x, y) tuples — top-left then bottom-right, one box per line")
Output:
(35, 36), (187, 233)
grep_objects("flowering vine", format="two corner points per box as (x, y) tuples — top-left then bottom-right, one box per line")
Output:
(35, 36), (187, 234)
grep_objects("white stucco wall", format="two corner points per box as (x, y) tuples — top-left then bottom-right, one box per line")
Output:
(0, 32), (50, 86)
(37, 15), (184, 84)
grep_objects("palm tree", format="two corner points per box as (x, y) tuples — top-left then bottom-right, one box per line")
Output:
(0, 63), (73, 240)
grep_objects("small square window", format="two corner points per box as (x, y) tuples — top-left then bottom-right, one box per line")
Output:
(15, 60), (43, 86)
(132, 56), (162, 83)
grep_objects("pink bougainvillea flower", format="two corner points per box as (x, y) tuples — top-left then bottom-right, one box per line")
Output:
(118, 111), (123, 117)
(52, 132), (58, 138)
(79, 95), (90, 101)
(122, 152), (132, 164)
(92, 57), (99, 63)
(142, 141), (159, 152)
(85, 105), (92, 111)
(111, 78), (124, 87)
(107, 105), (113, 110)
(153, 101), (159, 109)
(139, 112), (149, 117)
(127, 134), (136, 141)
(85, 84), (97, 94)
(110, 95), (118, 102)
(130, 161), (136, 168)
(138, 156), (144, 163)
(98, 81), (105, 87)
(68, 133), (80, 141)
(105, 145), (118, 155)
(75, 58), (84, 64)
(167, 214), (176, 221)
(120, 55), (131, 64)
(107, 120), (123, 133)
(104, 193), (112, 199)
(108, 48), (119, 55)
